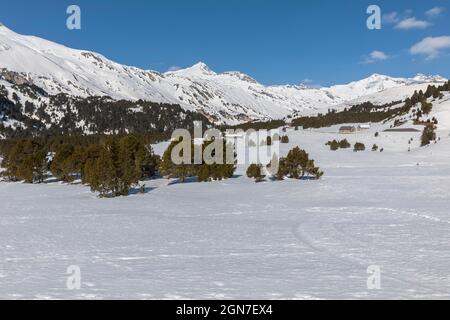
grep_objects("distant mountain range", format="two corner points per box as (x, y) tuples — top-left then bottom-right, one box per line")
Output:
(0, 24), (447, 124)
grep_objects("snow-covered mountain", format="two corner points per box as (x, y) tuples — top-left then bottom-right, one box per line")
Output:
(0, 24), (447, 124)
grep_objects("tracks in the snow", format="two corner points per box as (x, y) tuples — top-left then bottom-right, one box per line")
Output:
(291, 206), (450, 297)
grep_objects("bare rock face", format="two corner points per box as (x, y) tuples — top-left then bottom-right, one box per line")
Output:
(0, 68), (31, 86)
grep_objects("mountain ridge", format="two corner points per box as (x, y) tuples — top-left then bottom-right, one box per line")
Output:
(0, 24), (447, 124)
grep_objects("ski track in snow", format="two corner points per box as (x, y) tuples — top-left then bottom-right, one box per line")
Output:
(293, 207), (450, 298)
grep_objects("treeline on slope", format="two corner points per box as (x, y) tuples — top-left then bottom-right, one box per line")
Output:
(0, 83), (212, 139)
(291, 101), (405, 129)
(220, 101), (405, 132)
(225, 80), (450, 132)
(1, 134), (160, 197)
(247, 147), (323, 182)
(408, 83), (450, 121)
(292, 81), (450, 129)
(220, 120), (286, 132)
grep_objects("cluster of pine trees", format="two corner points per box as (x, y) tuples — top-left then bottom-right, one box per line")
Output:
(353, 142), (366, 152)
(291, 101), (403, 129)
(406, 82), (450, 122)
(0, 82), (212, 139)
(1, 135), (160, 197)
(159, 139), (236, 183)
(325, 139), (351, 151)
(222, 120), (285, 132)
(1, 139), (48, 183)
(421, 124), (437, 146)
(251, 147), (323, 182)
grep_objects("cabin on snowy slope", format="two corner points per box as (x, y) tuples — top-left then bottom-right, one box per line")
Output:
(339, 126), (356, 134)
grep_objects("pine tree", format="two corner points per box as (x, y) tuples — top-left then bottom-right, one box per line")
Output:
(285, 147), (323, 179)
(82, 136), (159, 197)
(339, 139), (351, 149)
(246, 164), (264, 182)
(3, 139), (47, 183)
(326, 140), (339, 151)
(275, 158), (288, 181)
(84, 146), (115, 197)
(421, 124), (436, 146)
(51, 144), (76, 182)
(421, 99), (433, 115)
(160, 139), (195, 182)
(160, 138), (235, 183)
(353, 142), (365, 152)
(198, 139), (236, 182)
(81, 143), (103, 184)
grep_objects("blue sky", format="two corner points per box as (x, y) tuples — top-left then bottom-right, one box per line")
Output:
(1, 0), (449, 86)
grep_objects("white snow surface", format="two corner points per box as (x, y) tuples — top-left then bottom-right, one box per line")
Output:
(2, 96), (450, 299)
(0, 25), (447, 124)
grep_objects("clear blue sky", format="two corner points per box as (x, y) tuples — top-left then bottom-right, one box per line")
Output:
(1, 0), (449, 86)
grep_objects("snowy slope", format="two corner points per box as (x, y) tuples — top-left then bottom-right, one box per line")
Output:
(0, 24), (447, 124)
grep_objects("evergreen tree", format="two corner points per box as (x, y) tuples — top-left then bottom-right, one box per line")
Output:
(421, 124), (436, 146)
(275, 158), (288, 181)
(353, 142), (365, 152)
(82, 136), (159, 197)
(81, 143), (103, 184)
(246, 163), (264, 182)
(160, 138), (235, 183)
(339, 139), (351, 149)
(84, 146), (115, 197)
(50, 144), (76, 182)
(421, 99), (433, 115)
(159, 139), (194, 182)
(285, 147), (323, 179)
(326, 140), (339, 151)
(3, 139), (47, 183)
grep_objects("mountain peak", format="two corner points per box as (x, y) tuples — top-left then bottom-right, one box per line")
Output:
(189, 62), (215, 74)
(192, 61), (209, 69)
(165, 62), (216, 77)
